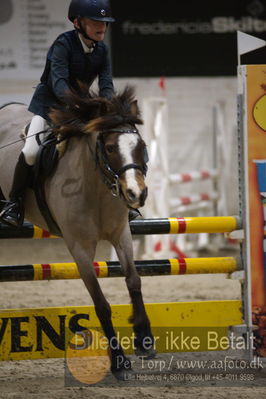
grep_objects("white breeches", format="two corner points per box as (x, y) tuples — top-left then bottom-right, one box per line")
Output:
(22, 115), (49, 166)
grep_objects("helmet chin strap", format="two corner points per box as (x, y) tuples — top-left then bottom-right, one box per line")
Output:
(76, 17), (95, 42)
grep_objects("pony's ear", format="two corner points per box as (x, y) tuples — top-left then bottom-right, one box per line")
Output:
(130, 100), (139, 117)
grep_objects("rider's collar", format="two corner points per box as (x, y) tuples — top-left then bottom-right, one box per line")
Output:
(78, 33), (95, 54)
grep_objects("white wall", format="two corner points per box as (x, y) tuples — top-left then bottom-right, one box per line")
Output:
(114, 76), (239, 215)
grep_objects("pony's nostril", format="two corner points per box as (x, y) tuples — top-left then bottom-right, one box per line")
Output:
(127, 189), (137, 202)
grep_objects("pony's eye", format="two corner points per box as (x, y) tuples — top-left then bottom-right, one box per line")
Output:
(105, 144), (116, 154)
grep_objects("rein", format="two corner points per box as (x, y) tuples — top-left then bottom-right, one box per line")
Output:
(96, 128), (147, 198)
(0, 117), (77, 152)
(0, 128), (52, 151)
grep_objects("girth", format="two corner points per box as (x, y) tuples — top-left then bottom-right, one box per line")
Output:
(33, 133), (61, 236)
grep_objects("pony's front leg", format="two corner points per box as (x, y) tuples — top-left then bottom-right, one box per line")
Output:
(63, 237), (131, 379)
(112, 224), (156, 359)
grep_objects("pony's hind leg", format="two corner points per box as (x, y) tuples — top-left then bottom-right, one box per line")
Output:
(113, 225), (156, 359)
(63, 237), (131, 379)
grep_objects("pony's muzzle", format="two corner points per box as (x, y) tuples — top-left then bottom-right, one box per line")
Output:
(126, 188), (137, 203)
(125, 186), (147, 208)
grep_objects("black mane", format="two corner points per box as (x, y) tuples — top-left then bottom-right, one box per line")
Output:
(50, 85), (143, 138)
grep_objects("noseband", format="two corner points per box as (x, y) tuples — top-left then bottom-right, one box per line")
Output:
(96, 128), (147, 197)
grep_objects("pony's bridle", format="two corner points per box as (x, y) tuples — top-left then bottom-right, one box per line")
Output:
(96, 128), (147, 198)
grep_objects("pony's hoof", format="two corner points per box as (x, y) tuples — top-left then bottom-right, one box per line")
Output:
(135, 347), (157, 359)
(111, 356), (132, 381)
(112, 368), (133, 381)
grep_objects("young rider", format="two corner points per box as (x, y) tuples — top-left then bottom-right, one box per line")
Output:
(0, 0), (115, 227)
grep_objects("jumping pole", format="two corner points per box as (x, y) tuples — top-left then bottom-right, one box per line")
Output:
(0, 256), (241, 282)
(0, 216), (241, 239)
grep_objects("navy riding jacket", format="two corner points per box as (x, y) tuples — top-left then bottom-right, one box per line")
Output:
(28, 30), (114, 119)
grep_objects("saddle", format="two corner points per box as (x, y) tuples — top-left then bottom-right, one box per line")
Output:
(33, 133), (62, 236)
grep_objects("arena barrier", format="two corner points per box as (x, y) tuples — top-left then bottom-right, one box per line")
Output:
(0, 301), (242, 361)
(0, 216), (240, 239)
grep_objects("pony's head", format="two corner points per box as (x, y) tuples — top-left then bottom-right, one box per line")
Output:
(50, 85), (148, 209)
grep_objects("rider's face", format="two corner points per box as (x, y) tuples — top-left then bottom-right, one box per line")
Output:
(78, 17), (107, 41)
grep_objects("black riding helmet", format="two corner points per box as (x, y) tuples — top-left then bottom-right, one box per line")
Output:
(68, 0), (115, 23)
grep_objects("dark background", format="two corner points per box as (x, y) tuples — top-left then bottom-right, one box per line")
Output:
(110, 0), (266, 77)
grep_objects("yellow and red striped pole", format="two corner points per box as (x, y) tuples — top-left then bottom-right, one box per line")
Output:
(0, 216), (241, 239)
(131, 216), (241, 235)
(0, 257), (241, 282)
